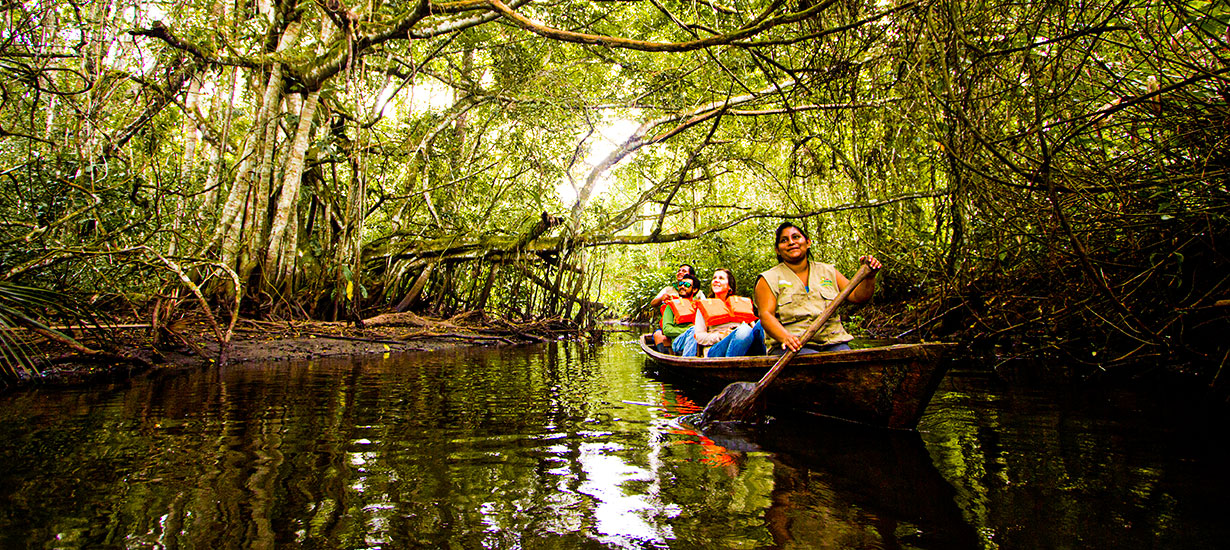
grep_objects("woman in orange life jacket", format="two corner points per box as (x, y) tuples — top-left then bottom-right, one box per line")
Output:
(754, 221), (880, 355)
(677, 268), (767, 357)
(651, 273), (702, 354)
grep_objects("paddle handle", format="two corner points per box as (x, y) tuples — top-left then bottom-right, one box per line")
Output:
(749, 261), (877, 395)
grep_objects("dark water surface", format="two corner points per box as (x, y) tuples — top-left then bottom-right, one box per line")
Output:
(0, 332), (1225, 549)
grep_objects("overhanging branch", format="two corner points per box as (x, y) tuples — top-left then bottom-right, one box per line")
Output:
(486, 0), (838, 52)
(374, 188), (951, 264)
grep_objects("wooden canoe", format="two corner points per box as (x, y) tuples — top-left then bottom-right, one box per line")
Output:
(639, 335), (955, 430)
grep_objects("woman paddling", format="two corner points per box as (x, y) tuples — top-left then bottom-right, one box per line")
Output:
(754, 221), (881, 355)
(680, 268), (766, 357)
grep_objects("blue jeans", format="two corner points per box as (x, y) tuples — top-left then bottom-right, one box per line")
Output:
(673, 326), (697, 356)
(706, 321), (766, 357)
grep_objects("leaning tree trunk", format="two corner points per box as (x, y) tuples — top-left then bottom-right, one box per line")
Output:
(266, 89), (321, 289)
(210, 21), (301, 296)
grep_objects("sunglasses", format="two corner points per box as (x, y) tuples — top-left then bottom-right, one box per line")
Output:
(677, 281), (693, 289)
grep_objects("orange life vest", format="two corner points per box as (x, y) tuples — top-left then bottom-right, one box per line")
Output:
(696, 296), (758, 326)
(661, 297), (698, 325)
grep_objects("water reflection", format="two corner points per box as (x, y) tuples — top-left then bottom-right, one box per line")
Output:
(919, 363), (1230, 550)
(0, 334), (1225, 549)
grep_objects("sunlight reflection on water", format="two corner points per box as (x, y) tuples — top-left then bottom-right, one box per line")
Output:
(0, 333), (1225, 549)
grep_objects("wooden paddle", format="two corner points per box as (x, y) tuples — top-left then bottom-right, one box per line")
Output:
(699, 261), (877, 424)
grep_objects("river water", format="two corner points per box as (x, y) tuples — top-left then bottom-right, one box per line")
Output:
(0, 331), (1225, 549)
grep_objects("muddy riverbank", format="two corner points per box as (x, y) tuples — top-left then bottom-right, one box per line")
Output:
(10, 311), (588, 388)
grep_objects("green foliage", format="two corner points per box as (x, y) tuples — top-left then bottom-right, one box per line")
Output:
(0, 0), (1224, 373)
(616, 260), (674, 320)
(0, 155), (170, 297)
(491, 40), (542, 92)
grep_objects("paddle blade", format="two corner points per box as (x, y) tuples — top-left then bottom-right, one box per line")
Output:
(698, 262), (877, 426)
(699, 381), (764, 425)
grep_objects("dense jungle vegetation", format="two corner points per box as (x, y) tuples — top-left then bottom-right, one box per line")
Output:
(0, 0), (1226, 386)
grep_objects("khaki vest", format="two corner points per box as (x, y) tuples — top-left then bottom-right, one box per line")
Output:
(758, 261), (853, 347)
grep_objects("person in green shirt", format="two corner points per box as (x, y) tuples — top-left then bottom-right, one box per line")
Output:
(649, 263), (706, 307)
(651, 273), (701, 354)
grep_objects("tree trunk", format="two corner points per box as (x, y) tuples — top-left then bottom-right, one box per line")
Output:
(475, 262), (498, 312)
(201, 67), (239, 214)
(213, 146), (256, 271)
(170, 76), (203, 257)
(395, 263), (434, 312)
(212, 21), (302, 295)
(266, 89), (321, 287)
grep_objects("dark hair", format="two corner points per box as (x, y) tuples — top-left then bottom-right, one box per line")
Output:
(774, 221), (812, 263)
(715, 268), (737, 297)
(680, 263), (695, 276)
(679, 273), (702, 294)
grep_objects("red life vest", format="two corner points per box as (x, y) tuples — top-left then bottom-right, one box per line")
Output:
(697, 296), (758, 326)
(661, 297), (698, 326)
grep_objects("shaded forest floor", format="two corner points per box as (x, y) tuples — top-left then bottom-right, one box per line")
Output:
(9, 311), (586, 389)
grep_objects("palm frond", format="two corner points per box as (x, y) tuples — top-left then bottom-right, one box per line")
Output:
(0, 281), (108, 383)
(0, 309), (42, 380)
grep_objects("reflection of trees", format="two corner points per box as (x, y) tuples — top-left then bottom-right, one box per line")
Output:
(753, 415), (981, 550)
(1, 344), (618, 546)
(641, 388), (778, 547)
(918, 388), (998, 549)
(919, 375), (1221, 550)
(4, 340), (971, 548)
